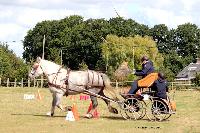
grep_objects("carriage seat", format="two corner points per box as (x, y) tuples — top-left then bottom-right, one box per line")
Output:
(121, 73), (158, 99)
(138, 73), (158, 88)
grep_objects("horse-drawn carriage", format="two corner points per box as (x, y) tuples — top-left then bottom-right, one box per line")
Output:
(119, 90), (176, 121)
(29, 57), (176, 121)
(118, 72), (176, 121)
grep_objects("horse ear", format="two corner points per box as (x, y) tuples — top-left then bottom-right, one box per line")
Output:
(36, 57), (41, 62)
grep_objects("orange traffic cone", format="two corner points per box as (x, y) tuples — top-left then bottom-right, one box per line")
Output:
(93, 109), (100, 118)
(37, 89), (42, 100)
(72, 103), (79, 120)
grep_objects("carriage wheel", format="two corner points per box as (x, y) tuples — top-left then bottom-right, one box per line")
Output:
(119, 98), (146, 120)
(119, 102), (130, 120)
(146, 99), (171, 121)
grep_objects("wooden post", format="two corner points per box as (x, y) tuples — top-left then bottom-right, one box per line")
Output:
(21, 78), (23, 88)
(7, 78), (9, 87)
(116, 80), (118, 89)
(37, 81), (39, 88)
(14, 78), (17, 87)
(28, 79), (30, 87)
(34, 79), (36, 87)
(0, 78), (1, 87)
(41, 78), (43, 88)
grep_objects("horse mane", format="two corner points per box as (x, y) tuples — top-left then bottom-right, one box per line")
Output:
(41, 59), (61, 71)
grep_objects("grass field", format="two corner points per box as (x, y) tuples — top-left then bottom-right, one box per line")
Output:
(0, 87), (200, 133)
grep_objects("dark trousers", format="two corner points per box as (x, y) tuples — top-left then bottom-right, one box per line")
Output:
(155, 92), (167, 99)
(128, 81), (139, 94)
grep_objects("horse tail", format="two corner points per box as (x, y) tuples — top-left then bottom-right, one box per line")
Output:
(101, 73), (119, 101)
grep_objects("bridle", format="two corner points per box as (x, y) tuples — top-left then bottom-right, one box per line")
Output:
(30, 63), (43, 76)
(31, 62), (62, 77)
(30, 62), (69, 90)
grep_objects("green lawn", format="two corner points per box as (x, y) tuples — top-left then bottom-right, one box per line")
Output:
(0, 87), (200, 133)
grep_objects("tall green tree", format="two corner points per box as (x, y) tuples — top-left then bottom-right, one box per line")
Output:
(149, 24), (170, 53)
(0, 42), (28, 81)
(174, 23), (200, 61)
(101, 35), (164, 78)
(109, 17), (149, 37)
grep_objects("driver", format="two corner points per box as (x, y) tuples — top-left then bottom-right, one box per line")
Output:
(122, 55), (156, 98)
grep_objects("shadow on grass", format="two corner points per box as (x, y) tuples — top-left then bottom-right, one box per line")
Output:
(11, 113), (65, 118)
(101, 116), (126, 120)
(11, 113), (96, 119)
(101, 115), (171, 122)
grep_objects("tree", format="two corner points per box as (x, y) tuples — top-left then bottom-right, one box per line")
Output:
(174, 23), (200, 62)
(0, 42), (28, 81)
(108, 17), (149, 37)
(59, 18), (110, 69)
(101, 35), (164, 79)
(23, 14), (200, 82)
(23, 15), (110, 70)
(149, 24), (170, 53)
(191, 72), (200, 86)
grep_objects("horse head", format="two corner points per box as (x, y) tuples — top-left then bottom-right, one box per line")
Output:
(29, 57), (44, 80)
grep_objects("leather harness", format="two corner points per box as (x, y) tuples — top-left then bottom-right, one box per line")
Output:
(48, 69), (103, 97)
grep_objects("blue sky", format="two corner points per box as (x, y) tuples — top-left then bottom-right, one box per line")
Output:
(0, 0), (200, 58)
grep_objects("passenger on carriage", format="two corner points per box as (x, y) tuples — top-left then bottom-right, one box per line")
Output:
(151, 73), (174, 113)
(121, 55), (155, 98)
(151, 73), (169, 100)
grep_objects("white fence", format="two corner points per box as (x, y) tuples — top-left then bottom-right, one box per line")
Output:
(0, 78), (196, 90)
(0, 78), (46, 88)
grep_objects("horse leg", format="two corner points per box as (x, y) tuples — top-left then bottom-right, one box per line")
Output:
(55, 92), (65, 111)
(46, 92), (56, 116)
(47, 92), (65, 116)
(98, 89), (118, 114)
(85, 95), (98, 118)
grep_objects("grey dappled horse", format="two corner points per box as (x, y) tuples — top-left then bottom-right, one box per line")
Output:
(29, 57), (118, 117)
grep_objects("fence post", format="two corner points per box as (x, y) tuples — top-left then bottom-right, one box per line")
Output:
(41, 76), (44, 88)
(21, 78), (23, 88)
(7, 78), (9, 87)
(37, 81), (39, 88)
(0, 78), (1, 87)
(34, 79), (36, 87)
(14, 78), (17, 87)
(28, 79), (30, 87)
(116, 80), (118, 89)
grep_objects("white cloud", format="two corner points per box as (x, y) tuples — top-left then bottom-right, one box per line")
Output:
(0, 0), (200, 58)
(137, 7), (193, 28)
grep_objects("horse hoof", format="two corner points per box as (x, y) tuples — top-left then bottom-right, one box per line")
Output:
(109, 108), (118, 114)
(84, 113), (93, 119)
(46, 112), (53, 117)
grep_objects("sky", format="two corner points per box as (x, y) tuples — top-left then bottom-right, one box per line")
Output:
(0, 0), (200, 58)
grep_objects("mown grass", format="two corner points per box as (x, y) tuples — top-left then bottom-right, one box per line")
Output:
(0, 87), (200, 133)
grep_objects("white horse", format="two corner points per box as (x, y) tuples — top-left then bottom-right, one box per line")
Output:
(29, 57), (118, 118)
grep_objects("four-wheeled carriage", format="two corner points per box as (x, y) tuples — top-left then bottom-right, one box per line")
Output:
(118, 90), (176, 121)
(117, 72), (176, 121)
